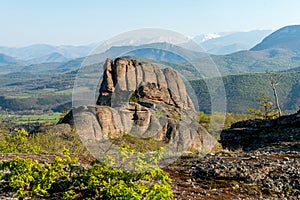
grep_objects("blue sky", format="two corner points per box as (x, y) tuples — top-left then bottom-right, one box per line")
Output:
(1, 0), (300, 46)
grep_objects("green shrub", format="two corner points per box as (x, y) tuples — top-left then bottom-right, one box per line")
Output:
(112, 134), (165, 153)
(0, 129), (85, 154)
(248, 93), (280, 119)
(0, 146), (173, 199)
(0, 129), (41, 153)
(31, 131), (86, 154)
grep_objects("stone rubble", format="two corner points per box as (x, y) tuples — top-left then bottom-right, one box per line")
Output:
(165, 150), (300, 199)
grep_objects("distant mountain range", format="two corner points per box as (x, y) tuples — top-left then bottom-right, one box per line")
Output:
(288, 66), (300, 72)
(0, 53), (24, 66)
(0, 44), (96, 61)
(27, 52), (70, 64)
(0, 29), (272, 63)
(1, 25), (300, 77)
(194, 30), (272, 55)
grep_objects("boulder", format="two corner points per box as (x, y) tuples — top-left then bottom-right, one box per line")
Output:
(220, 110), (300, 151)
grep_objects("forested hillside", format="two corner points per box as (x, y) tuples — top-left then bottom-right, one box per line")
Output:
(191, 71), (300, 113)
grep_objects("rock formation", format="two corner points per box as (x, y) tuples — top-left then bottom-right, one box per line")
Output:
(220, 110), (300, 151)
(62, 57), (216, 153)
(97, 57), (194, 110)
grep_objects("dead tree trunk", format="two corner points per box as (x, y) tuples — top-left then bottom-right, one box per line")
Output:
(267, 71), (282, 117)
(270, 81), (282, 117)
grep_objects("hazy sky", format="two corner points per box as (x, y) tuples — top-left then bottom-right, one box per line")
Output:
(1, 0), (300, 46)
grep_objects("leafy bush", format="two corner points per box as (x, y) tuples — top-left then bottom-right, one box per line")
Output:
(0, 147), (173, 199)
(0, 129), (41, 153)
(0, 125), (173, 199)
(112, 134), (165, 153)
(31, 131), (85, 154)
(0, 129), (85, 154)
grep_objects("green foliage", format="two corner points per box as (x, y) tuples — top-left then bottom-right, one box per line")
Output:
(196, 111), (211, 129)
(0, 129), (172, 199)
(0, 129), (41, 153)
(224, 112), (255, 127)
(129, 94), (140, 103)
(152, 108), (166, 119)
(0, 129), (85, 154)
(0, 112), (61, 127)
(248, 93), (280, 120)
(196, 111), (254, 138)
(31, 131), (86, 154)
(0, 149), (79, 198)
(85, 145), (172, 200)
(112, 134), (165, 153)
(0, 95), (71, 113)
(0, 146), (173, 199)
(190, 71), (300, 114)
(170, 113), (181, 120)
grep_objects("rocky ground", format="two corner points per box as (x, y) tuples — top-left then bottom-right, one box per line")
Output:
(220, 110), (300, 152)
(1, 150), (300, 200)
(165, 150), (300, 200)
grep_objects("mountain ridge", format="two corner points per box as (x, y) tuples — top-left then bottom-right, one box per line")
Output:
(0, 53), (24, 66)
(195, 30), (272, 55)
(2, 24), (300, 76)
(251, 25), (300, 52)
(0, 44), (96, 61)
(26, 52), (70, 64)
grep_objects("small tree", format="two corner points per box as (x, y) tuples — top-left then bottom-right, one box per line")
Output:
(248, 93), (280, 120)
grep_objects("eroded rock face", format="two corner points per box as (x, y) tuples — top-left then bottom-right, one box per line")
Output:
(97, 58), (194, 110)
(63, 58), (216, 152)
(220, 110), (300, 151)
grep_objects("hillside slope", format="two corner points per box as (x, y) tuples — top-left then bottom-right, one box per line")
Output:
(190, 71), (300, 113)
(251, 25), (300, 52)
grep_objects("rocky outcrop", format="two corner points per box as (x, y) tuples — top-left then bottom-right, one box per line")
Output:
(63, 57), (216, 153)
(220, 110), (300, 151)
(97, 57), (194, 110)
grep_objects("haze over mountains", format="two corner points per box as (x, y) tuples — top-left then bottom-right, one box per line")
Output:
(0, 29), (272, 65)
(194, 30), (272, 55)
(0, 26), (300, 76)
(1, 26), (298, 77)
(0, 25), (300, 114)
(0, 44), (96, 62)
(0, 53), (24, 66)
